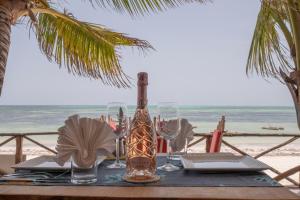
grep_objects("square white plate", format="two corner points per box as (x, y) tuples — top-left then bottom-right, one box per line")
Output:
(181, 153), (270, 172)
(12, 155), (106, 171)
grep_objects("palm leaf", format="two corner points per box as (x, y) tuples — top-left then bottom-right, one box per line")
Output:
(246, 1), (293, 79)
(33, 0), (50, 8)
(31, 8), (152, 88)
(85, 0), (209, 16)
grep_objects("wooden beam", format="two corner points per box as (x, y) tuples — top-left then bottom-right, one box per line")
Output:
(221, 139), (249, 156)
(221, 139), (299, 186)
(268, 166), (299, 186)
(0, 132), (58, 137)
(24, 136), (57, 155)
(24, 132), (58, 136)
(0, 136), (15, 147)
(194, 133), (300, 137)
(254, 137), (299, 159)
(274, 165), (300, 183)
(187, 136), (206, 148)
(0, 185), (298, 200)
(15, 136), (23, 164)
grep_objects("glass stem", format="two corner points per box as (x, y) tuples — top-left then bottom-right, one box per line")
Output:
(166, 139), (171, 164)
(184, 138), (188, 154)
(116, 138), (120, 164)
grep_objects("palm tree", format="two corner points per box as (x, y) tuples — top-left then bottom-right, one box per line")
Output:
(0, 0), (206, 95)
(247, 0), (300, 128)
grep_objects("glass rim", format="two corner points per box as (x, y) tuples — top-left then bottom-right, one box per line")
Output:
(107, 102), (127, 106)
(106, 102), (128, 116)
(157, 102), (178, 106)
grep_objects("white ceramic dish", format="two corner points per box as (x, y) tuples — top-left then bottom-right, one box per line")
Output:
(181, 153), (270, 172)
(12, 155), (106, 171)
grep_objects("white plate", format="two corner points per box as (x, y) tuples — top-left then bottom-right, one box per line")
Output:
(12, 155), (106, 171)
(181, 153), (270, 172)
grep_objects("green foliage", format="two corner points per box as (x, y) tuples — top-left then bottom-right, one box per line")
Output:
(86, 0), (208, 16)
(247, 1), (295, 79)
(18, 0), (205, 88)
(33, 8), (151, 87)
(246, 0), (300, 79)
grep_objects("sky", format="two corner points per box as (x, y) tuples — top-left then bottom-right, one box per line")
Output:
(0, 0), (294, 106)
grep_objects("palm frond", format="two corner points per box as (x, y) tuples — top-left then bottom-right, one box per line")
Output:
(246, 1), (293, 79)
(14, 0), (50, 22)
(85, 0), (209, 16)
(31, 8), (152, 88)
(32, 0), (50, 8)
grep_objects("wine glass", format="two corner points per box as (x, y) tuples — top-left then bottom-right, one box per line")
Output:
(156, 102), (181, 171)
(170, 138), (189, 161)
(106, 102), (128, 168)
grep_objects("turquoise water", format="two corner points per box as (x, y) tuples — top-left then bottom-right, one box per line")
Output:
(0, 105), (298, 134)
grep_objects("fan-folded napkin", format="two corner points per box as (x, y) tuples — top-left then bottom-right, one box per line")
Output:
(170, 118), (195, 152)
(55, 115), (116, 168)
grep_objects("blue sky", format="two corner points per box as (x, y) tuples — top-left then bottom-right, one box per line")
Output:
(0, 0), (294, 106)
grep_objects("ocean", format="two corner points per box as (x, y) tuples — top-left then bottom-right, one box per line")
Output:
(0, 105), (299, 151)
(0, 105), (298, 134)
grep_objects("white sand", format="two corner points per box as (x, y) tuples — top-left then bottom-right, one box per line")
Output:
(259, 156), (300, 186)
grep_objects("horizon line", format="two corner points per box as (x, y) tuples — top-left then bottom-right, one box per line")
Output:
(0, 104), (294, 108)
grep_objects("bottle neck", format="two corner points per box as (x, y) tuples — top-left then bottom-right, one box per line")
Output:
(137, 84), (147, 109)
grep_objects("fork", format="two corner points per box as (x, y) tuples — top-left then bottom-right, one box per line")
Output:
(3, 172), (54, 179)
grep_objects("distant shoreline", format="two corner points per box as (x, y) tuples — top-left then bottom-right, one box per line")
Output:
(0, 105), (298, 134)
(1, 143), (300, 157)
(0, 105), (294, 108)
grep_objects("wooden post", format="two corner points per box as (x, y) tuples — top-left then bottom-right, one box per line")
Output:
(100, 115), (106, 122)
(205, 136), (212, 153)
(15, 136), (23, 164)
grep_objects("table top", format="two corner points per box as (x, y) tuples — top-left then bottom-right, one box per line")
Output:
(0, 185), (299, 200)
(1, 154), (299, 200)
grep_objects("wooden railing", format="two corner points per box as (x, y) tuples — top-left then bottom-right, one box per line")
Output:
(1, 131), (300, 187)
(0, 132), (58, 164)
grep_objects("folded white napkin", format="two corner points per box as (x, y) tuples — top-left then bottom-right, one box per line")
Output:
(55, 115), (116, 168)
(170, 118), (195, 152)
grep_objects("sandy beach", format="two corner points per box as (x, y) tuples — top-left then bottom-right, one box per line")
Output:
(2, 135), (300, 156)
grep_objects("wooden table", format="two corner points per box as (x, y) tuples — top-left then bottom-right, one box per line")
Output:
(1, 154), (299, 199)
(0, 185), (299, 200)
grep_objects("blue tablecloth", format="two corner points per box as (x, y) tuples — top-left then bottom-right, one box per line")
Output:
(28, 156), (280, 187)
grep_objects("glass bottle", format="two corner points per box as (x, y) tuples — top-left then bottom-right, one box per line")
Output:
(124, 72), (157, 182)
